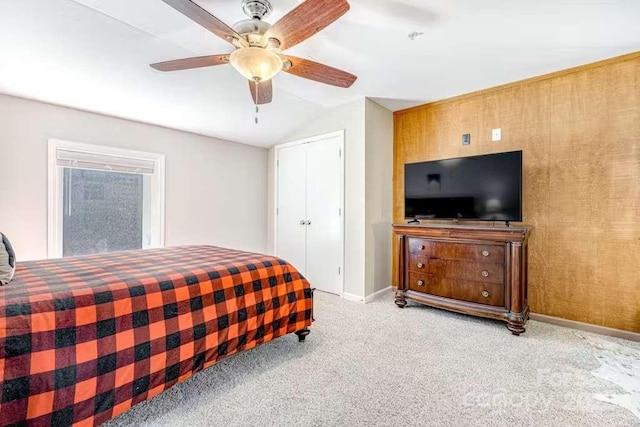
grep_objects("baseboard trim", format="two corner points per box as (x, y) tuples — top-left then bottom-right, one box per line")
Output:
(341, 292), (365, 303)
(342, 287), (393, 304)
(364, 286), (393, 303)
(530, 313), (640, 342)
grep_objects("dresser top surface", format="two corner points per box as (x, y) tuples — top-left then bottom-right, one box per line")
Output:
(393, 223), (531, 232)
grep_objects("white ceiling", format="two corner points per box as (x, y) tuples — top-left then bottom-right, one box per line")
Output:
(0, 0), (638, 147)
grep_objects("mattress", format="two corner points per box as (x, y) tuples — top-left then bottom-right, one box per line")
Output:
(0, 246), (313, 426)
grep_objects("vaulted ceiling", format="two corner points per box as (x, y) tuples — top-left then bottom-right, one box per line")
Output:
(1, 0), (638, 147)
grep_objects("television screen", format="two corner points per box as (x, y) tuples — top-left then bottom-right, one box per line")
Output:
(404, 151), (522, 221)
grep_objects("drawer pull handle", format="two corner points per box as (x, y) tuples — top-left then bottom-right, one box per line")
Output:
(482, 250), (490, 257)
(482, 290), (490, 298)
(417, 280), (425, 287)
(420, 245), (425, 250)
(417, 263), (424, 269)
(481, 270), (489, 277)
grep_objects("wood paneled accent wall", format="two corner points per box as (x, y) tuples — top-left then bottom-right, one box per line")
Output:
(393, 52), (640, 333)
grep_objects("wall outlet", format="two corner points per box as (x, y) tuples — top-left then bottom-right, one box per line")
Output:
(462, 134), (471, 146)
(492, 128), (502, 141)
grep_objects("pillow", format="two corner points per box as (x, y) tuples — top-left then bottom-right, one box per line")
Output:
(0, 232), (16, 285)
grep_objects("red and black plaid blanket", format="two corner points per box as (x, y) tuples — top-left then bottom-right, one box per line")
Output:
(0, 246), (313, 426)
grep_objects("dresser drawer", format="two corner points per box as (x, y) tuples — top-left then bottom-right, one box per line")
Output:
(408, 238), (505, 264)
(407, 258), (504, 285)
(408, 273), (505, 307)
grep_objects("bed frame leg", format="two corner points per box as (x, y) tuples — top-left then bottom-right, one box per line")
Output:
(295, 328), (311, 342)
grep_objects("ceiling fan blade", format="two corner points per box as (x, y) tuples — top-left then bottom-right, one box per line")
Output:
(150, 54), (229, 72)
(281, 55), (357, 88)
(249, 79), (273, 105)
(269, 0), (350, 50)
(162, 0), (247, 47)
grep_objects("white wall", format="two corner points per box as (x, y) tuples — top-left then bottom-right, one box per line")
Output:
(0, 94), (268, 261)
(364, 99), (394, 296)
(268, 99), (366, 299)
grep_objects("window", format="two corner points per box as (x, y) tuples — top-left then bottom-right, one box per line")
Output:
(48, 140), (165, 258)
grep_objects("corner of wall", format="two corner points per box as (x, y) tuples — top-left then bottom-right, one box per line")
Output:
(364, 100), (394, 299)
(266, 146), (276, 255)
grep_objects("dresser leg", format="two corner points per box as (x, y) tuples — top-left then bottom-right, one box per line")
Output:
(394, 291), (407, 308)
(507, 322), (526, 336)
(507, 305), (529, 335)
(506, 310), (528, 335)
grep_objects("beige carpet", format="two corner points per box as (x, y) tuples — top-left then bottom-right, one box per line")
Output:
(106, 291), (640, 426)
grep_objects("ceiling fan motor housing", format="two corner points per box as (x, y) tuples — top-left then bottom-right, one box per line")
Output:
(242, 0), (273, 20)
(233, 19), (275, 48)
(234, 0), (279, 50)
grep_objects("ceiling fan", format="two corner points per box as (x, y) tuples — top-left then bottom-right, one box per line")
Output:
(151, 0), (357, 110)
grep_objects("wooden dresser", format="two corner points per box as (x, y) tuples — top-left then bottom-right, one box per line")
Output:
(394, 224), (532, 335)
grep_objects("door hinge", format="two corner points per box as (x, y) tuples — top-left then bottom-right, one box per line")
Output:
(338, 149), (342, 157)
(277, 159), (279, 167)
(338, 266), (341, 275)
(339, 208), (342, 216)
(276, 208), (279, 215)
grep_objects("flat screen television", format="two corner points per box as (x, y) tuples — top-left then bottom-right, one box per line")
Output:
(404, 151), (522, 222)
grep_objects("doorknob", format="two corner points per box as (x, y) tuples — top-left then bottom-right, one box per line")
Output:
(306, 220), (312, 225)
(300, 220), (306, 225)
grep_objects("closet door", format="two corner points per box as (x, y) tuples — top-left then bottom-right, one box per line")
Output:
(304, 136), (343, 295)
(276, 144), (307, 274)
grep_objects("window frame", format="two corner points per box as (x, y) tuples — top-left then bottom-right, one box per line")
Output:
(47, 139), (166, 259)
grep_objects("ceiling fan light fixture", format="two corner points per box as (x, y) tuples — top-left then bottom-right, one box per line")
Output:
(230, 47), (283, 82)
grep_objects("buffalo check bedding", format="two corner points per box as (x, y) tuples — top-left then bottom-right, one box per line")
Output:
(0, 246), (313, 426)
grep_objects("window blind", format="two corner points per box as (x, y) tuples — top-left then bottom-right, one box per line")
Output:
(56, 148), (155, 175)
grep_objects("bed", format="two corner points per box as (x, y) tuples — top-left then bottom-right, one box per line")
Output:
(0, 246), (313, 426)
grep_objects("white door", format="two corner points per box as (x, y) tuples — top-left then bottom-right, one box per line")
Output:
(276, 133), (344, 295)
(277, 144), (307, 274)
(304, 136), (343, 295)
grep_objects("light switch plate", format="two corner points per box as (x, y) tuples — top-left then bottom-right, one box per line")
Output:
(492, 128), (502, 141)
(462, 134), (471, 146)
